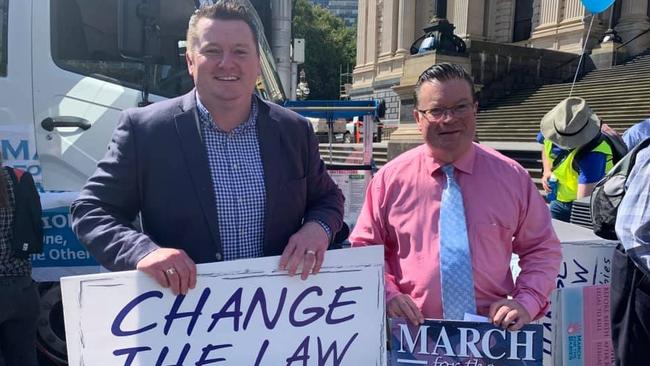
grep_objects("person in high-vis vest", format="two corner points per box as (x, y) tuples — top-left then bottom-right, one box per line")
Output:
(539, 97), (614, 222)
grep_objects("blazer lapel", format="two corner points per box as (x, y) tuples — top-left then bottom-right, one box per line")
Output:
(173, 92), (222, 254)
(256, 98), (285, 251)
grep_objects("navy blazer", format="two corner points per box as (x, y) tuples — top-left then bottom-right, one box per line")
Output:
(71, 91), (344, 270)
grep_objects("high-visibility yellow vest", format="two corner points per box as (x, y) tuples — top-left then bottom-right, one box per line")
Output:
(544, 140), (614, 203)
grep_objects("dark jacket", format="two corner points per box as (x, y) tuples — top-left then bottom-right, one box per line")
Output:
(71, 91), (344, 270)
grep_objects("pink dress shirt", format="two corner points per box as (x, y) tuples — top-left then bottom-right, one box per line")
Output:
(350, 143), (561, 320)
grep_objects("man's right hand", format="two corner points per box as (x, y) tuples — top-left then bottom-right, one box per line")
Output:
(387, 294), (424, 326)
(136, 248), (197, 295)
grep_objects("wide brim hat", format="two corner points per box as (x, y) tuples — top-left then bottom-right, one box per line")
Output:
(540, 97), (601, 149)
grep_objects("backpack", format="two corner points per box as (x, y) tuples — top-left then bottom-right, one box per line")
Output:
(572, 131), (629, 172)
(5, 166), (44, 258)
(590, 137), (650, 240)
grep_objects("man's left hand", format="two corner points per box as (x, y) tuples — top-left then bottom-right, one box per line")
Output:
(488, 299), (532, 331)
(279, 221), (329, 280)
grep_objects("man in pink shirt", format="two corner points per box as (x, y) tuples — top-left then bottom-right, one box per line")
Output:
(350, 63), (561, 331)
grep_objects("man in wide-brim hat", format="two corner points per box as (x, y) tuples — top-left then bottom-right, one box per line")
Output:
(538, 97), (615, 222)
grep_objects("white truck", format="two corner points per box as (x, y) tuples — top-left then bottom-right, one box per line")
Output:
(0, 0), (284, 363)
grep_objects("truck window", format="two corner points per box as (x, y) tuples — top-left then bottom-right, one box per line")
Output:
(51, 0), (194, 98)
(0, 0), (7, 77)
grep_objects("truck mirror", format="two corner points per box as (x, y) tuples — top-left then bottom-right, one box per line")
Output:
(117, 0), (161, 60)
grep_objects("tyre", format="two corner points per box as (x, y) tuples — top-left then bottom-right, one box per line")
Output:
(36, 283), (68, 365)
(343, 132), (352, 143)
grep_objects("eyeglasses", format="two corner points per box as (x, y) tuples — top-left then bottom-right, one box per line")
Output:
(417, 102), (474, 121)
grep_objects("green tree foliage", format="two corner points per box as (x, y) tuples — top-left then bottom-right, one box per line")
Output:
(293, 0), (356, 100)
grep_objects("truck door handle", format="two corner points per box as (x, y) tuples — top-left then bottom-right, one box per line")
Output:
(41, 117), (91, 132)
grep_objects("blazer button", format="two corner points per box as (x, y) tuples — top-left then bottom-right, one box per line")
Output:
(215, 253), (223, 261)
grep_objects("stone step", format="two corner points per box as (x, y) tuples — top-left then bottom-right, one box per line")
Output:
(479, 105), (650, 115)
(471, 51), (650, 153)
(480, 100), (650, 112)
(318, 143), (388, 167)
(494, 84), (650, 100)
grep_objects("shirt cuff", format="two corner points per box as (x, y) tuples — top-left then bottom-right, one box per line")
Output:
(514, 292), (546, 321)
(312, 219), (332, 243)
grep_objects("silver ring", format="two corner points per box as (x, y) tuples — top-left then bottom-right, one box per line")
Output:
(165, 267), (176, 276)
(305, 250), (316, 256)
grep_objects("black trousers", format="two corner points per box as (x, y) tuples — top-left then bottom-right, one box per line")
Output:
(0, 276), (39, 366)
(611, 244), (650, 366)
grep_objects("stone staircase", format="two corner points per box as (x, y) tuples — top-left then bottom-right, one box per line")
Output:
(476, 53), (650, 143)
(318, 143), (388, 168)
(475, 52), (650, 187)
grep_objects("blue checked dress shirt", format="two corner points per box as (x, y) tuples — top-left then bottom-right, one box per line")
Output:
(615, 146), (650, 274)
(197, 96), (266, 261)
(439, 165), (477, 319)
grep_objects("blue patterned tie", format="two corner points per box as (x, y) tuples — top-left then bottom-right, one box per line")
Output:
(439, 165), (477, 320)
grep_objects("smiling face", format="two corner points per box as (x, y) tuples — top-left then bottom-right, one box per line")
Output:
(413, 78), (477, 163)
(186, 18), (261, 109)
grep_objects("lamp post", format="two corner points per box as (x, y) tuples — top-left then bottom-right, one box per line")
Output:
(409, 0), (465, 55)
(602, 0), (622, 43)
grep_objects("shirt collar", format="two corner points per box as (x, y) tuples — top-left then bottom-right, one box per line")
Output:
(422, 143), (476, 177)
(195, 91), (258, 133)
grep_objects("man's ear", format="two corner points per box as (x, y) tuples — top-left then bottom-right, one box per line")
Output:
(413, 110), (423, 131)
(186, 51), (195, 77)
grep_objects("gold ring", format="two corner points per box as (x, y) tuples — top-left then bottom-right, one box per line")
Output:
(165, 267), (176, 276)
(305, 250), (316, 256)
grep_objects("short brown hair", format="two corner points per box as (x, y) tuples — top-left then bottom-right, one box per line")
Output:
(186, 1), (260, 53)
(414, 63), (475, 106)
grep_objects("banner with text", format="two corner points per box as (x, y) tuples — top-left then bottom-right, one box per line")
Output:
(389, 318), (543, 366)
(552, 284), (613, 366)
(511, 238), (616, 366)
(61, 246), (386, 366)
(31, 191), (103, 282)
(1, 124), (41, 184)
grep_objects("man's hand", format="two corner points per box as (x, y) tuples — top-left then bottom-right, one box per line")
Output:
(488, 299), (532, 331)
(387, 294), (424, 326)
(136, 248), (197, 295)
(279, 221), (329, 280)
(541, 170), (552, 192)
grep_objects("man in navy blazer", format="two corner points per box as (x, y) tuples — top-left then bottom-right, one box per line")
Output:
(71, 2), (344, 295)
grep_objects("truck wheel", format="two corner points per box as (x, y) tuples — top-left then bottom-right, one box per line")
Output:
(343, 132), (352, 143)
(36, 283), (68, 365)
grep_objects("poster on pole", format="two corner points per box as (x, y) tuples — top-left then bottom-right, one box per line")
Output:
(389, 318), (544, 365)
(61, 246), (386, 366)
(327, 164), (372, 228)
(510, 220), (617, 366)
(552, 285), (613, 366)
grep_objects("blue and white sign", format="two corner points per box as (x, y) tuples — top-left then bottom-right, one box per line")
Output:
(0, 124), (42, 184)
(31, 191), (103, 282)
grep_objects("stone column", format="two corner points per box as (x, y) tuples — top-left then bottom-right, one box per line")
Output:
(563, 0), (584, 21)
(537, 0), (561, 27)
(356, 0), (367, 66)
(379, 0), (398, 59)
(616, 0), (650, 55)
(365, 0), (379, 65)
(396, 0), (416, 55)
(451, 0), (485, 40)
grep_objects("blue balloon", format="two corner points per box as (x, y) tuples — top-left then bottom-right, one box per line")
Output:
(581, 0), (615, 13)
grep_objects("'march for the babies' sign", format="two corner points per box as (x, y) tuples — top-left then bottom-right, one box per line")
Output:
(61, 246), (385, 366)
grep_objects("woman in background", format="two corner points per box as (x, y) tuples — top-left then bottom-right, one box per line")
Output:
(0, 153), (40, 366)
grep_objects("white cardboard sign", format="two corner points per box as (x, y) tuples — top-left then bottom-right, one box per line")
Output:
(61, 246), (386, 366)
